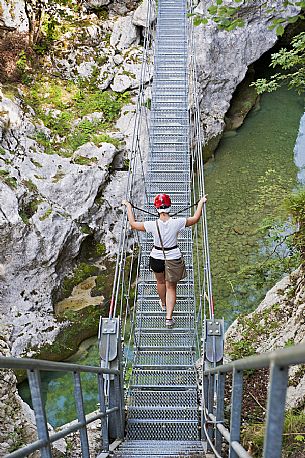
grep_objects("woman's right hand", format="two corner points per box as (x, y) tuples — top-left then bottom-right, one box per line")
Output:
(200, 195), (207, 205)
(122, 199), (129, 206)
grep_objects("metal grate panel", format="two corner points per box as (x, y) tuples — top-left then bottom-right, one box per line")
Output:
(127, 390), (197, 408)
(126, 422), (199, 441)
(134, 350), (194, 367)
(138, 332), (194, 349)
(131, 368), (196, 387)
(128, 407), (197, 421)
(135, 315), (194, 331)
(113, 440), (205, 457)
(137, 283), (193, 298)
(135, 299), (194, 314)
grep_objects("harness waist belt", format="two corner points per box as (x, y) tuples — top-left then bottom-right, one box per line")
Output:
(153, 245), (178, 251)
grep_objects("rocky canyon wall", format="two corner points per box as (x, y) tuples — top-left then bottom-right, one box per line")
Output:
(0, 0), (302, 453)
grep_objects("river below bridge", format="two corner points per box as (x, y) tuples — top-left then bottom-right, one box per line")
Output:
(19, 85), (305, 427)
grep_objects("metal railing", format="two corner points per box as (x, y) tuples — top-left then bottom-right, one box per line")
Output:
(202, 342), (305, 458)
(0, 356), (124, 458)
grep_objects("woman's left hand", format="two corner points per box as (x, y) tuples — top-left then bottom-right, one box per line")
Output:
(122, 199), (129, 206)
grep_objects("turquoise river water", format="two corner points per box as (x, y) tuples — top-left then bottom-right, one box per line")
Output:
(19, 85), (305, 427)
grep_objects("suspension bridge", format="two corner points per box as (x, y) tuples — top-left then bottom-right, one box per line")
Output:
(110, 0), (207, 453)
(1, 0), (305, 457)
(102, 0), (215, 453)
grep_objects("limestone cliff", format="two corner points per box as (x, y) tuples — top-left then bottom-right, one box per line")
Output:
(0, 0), (151, 358)
(194, 0), (299, 155)
(226, 268), (305, 409)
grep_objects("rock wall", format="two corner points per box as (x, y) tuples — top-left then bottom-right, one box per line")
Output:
(0, 0), (151, 357)
(194, 0), (299, 156)
(0, 85), (120, 355)
(226, 268), (305, 409)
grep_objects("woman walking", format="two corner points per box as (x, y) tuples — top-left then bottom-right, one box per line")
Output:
(122, 194), (207, 327)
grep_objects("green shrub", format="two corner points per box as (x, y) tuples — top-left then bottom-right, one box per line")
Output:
(92, 133), (121, 148)
(19, 198), (42, 224)
(39, 208), (52, 221)
(74, 90), (130, 122)
(73, 155), (97, 166)
(284, 188), (305, 264)
(242, 410), (305, 457)
(0, 169), (17, 189)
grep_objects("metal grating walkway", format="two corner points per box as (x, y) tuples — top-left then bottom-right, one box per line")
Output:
(113, 0), (204, 455)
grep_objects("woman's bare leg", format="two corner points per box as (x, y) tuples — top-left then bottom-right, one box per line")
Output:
(165, 281), (177, 320)
(154, 271), (166, 306)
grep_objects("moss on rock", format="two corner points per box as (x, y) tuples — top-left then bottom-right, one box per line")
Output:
(60, 263), (101, 300)
(37, 304), (105, 361)
(224, 67), (259, 132)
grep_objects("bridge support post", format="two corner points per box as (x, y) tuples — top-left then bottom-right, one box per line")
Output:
(99, 318), (125, 442)
(215, 371), (225, 454)
(27, 369), (52, 458)
(73, 371), (90, 458)
(202, 317), (224, 452)
(229, 368), (243, 458)
(263, 362), (288, 458)
(97, 372), (109, 451)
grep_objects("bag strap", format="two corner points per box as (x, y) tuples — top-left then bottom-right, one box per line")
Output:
(155, 220), (166, 260)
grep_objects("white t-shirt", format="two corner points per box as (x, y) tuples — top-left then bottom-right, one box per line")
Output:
(144, 217), (186, 260)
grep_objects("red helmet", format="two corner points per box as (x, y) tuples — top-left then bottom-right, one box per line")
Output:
(154, 193), (171, 209)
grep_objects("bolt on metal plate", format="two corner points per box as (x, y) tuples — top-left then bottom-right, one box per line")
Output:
(206, 320), (221, 336)
(102, 319), (117, 335)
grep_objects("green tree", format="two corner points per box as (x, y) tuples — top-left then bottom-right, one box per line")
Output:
(191, 0), (304, 34)
(252, 31), (305, 94)
(24, 0), (79, 46)
(191, 0), (305, 94)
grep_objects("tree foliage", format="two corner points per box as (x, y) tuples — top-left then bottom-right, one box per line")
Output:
(191, 0), (305, 33)
(191, 1), (305, 94)
(284, 187), (305, 263)
(24, 0), (79, 45)
(252, 31), (305, 94)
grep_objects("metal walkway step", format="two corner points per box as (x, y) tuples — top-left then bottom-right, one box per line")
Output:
(131, 366), (196, 390)
(113, 440), (206, 458)
(133, 350), (194, 368)
(126, 423), (199, 441)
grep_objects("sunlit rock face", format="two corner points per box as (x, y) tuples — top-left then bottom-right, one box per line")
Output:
(226, 268), (305, 409)
(0, 0), (28, 31)
(194, 0), (299, 151)
(85, 0), (140, 15)
(0, 88), (120, 355)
